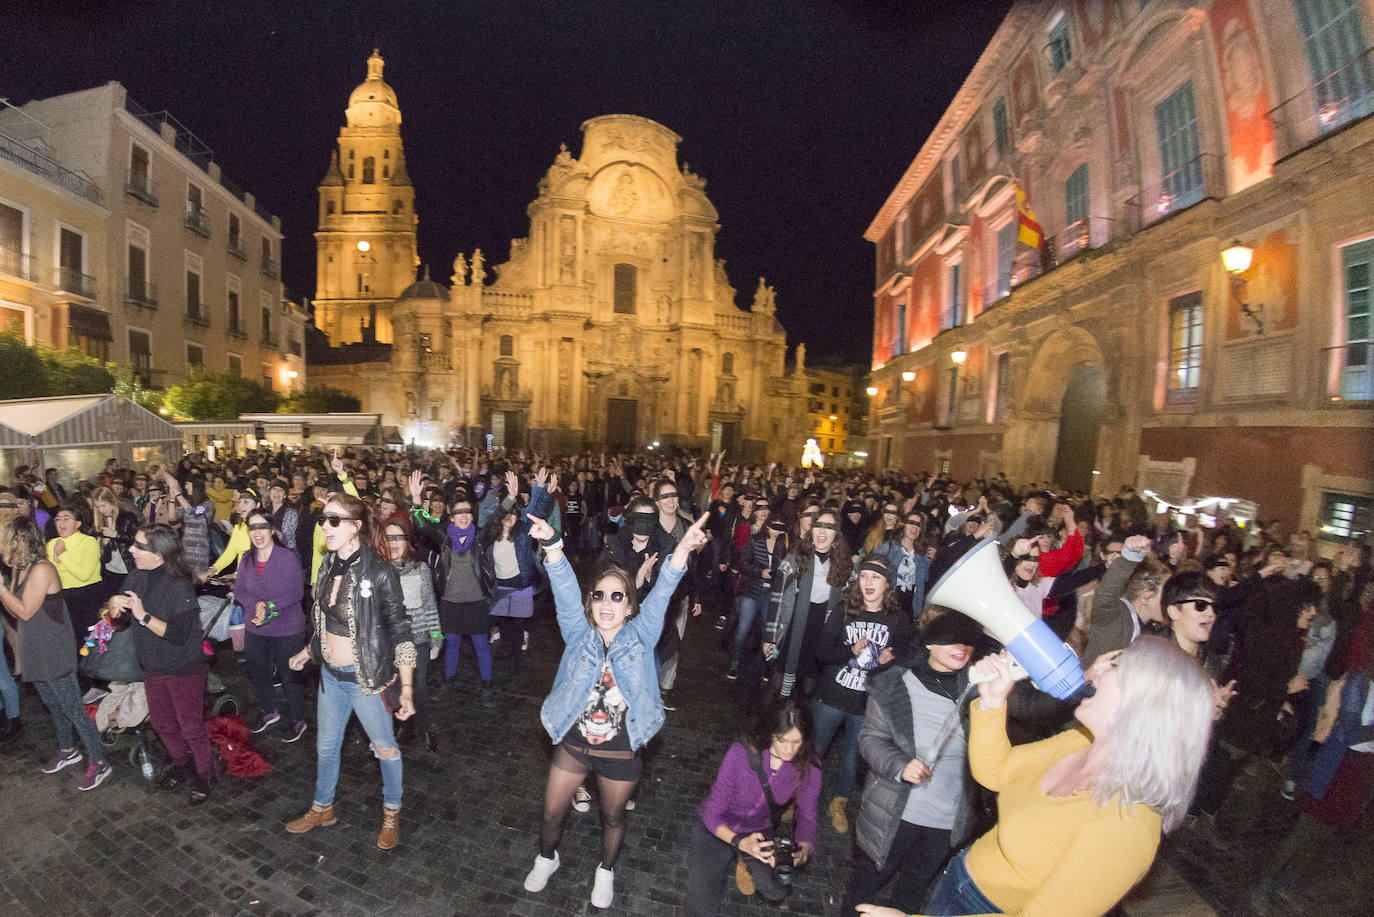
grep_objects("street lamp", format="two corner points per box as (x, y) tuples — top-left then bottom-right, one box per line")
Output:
(951, 350), (967, 364)
(901, 371), (916, 382)
(1221, 240), (1265, 334)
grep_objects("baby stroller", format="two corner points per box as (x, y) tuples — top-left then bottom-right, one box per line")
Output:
(80, 585), (240, 778)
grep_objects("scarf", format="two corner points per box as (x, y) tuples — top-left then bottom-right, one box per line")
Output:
(447, 522), (476, 553)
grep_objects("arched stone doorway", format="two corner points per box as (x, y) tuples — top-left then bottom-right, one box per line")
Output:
(1003, 325), (1107, 487)
(1052, 364), (1106, 491)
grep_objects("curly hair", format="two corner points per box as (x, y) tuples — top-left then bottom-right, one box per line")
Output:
(0, 515), (47, 574)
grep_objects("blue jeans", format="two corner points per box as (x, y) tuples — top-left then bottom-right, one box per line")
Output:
(0, 630), (19, 718)
(35, 671), (106, 765)
(812, 698), (865, 798)
(923, 849), (1002, 915)
(314, 665), (402, 809)
(730, 589), (768, 665)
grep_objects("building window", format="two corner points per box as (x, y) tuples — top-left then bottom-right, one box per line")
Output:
(126, 240), (150, 303)
(430, 404), (440, 421)
(393, 199), (403, 214)
(895, 212), (909, 261)
(129, 330), (152, 386)
(1065, 164), (1090, 233)
(994, 351), (1012, 421)
(721, 352), (734, 374)
(1167, 291), (1203, 398)
(991, 221), (1015, 303)
(383, 163), (390, 178)
(1340, 239), (1373, 399)
(945, 366), (959, 426)
(362, 156), (375, 184)
(1048, 15), (1072, 74)
(949, 153), (962, 204)
(945, 262), (964, 329)
(129, 143), (151, 192)
(228, 289), (241, 333)
(57, 226), (87, 294)
(419, 332), (432, 352)
(348, 164), (354, 179)
(993, 97), (1010, 157)
(1155, 81), (1205, 210)
(894, 297), (907, 355)
(613, 263), (636, 314)
(186, 342), (204, 369)
(185, 183), (206, 236)
(326, 200), (336, 215)
(263, 364), (275, 391)
(261, 306), (272, 343)
(228, 354), (242, 377)
(499, 335), (514, 357)
(228, 213), (241, 249)
(186, 267), (202, 320)
(1319, 491), (1372, 543)
(1294, 0), (1374, 133)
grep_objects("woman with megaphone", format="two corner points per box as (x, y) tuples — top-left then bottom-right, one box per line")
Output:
(857, 635), (1214, 917)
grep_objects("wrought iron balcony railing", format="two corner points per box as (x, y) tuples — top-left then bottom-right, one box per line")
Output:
(260, 257), (279, 280)
(57, 266), (96, 298)
(226, 239), (247, 261)
(125, 177), (158, 207)
(184, 203), (210, 238)
(0, 132), (102, 204)
(125, 278), (158, 309)
(0, 246), (37, 282)
(1269, 47), (1374, 159)
(1123, 153), (1225, 233)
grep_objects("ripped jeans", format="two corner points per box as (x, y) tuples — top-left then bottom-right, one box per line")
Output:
(313, 665), (402, 809)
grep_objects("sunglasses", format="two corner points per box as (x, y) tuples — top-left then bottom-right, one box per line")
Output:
(385, 534), (409, 542)
(812, 521), (839, 531)
(246, 523), (273, 532)
(1181, 598), (1215, 612)
(323, 514), (358, 528)
(591, 590), (627, 605)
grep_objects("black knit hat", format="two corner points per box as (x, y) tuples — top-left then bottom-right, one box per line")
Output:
(920, 611), (984, 647)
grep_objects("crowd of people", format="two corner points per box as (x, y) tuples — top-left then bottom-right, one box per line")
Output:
(0, 446), (1369, 915)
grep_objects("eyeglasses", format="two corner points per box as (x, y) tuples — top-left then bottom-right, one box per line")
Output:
(385, 534), (409, 542)
(323, 514), (358, 528)
(591, 590), (627, 605)
(1181, 598), (1215, 612)
(657, 492), (678, 501)
(246, 523), (273, 532)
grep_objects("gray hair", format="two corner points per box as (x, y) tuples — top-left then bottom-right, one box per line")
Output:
(1091, 636), (1214, 833)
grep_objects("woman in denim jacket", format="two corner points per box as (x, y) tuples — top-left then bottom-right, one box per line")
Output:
(522, 510), (709, 910)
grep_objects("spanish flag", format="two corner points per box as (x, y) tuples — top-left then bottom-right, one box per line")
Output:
(1016, 183), (1044, 249)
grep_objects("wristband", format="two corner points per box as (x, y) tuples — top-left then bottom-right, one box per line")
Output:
(730, 833), (743, 850)
(539, 535), (564, 552)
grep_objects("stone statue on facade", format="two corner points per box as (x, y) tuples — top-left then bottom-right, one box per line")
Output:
(471, 249), (486, 286)
(451, 253), (468, 287)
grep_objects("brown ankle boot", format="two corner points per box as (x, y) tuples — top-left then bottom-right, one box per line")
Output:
(286, 802), (336, 834)
(376, 806), (400, 850)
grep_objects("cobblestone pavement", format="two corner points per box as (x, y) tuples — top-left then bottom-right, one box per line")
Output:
(1, 579), (1368, 917)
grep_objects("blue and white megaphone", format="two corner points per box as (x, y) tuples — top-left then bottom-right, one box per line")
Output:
(926, 537), (1085, 700)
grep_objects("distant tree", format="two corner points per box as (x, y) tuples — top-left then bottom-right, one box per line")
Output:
(165, 371), (280, 420)
(0, 334), (50, 398)
(46, 346), (115, 395)
(110, 364), (163, 412)
(277, 385), (362, 414)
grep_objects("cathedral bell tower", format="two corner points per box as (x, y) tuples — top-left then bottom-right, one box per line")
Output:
(313, 50), (419, 345)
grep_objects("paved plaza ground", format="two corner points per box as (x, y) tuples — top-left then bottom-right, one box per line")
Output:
(1, 581), (1369, 917)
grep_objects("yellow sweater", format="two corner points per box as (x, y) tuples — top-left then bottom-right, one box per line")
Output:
(210, 523), (251, 575)
(47, 532), (102, 589)
(927, 701), (1160, 917)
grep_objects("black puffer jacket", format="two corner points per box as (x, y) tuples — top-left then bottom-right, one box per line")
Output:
(311, 548), (415, 695)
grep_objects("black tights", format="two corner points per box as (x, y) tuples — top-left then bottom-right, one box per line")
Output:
(538, 744), (637, 869)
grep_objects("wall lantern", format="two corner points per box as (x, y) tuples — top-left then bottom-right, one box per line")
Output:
(1222, 240), (1265, 334)
(951, 350), (967, 364)
(356, 240), (371, 253)
(901, 371), (916, 382)
(865, 386), (878, 396)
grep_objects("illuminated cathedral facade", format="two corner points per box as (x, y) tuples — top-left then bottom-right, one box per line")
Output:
(309, 52), (808, 458)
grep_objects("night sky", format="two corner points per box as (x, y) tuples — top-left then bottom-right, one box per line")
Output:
(9, 0), (1009, 364)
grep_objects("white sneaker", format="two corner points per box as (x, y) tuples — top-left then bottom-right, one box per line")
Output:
(591, 865), (615, 908)
(572, 785), (592, 813)
(489, 627), (501, 644)
(523, 851), (559, 892)
(521, 630), (530, 652)
(624, 797), (635, 811)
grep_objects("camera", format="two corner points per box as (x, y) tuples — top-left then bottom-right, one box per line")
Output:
(768, 835), (797, 886)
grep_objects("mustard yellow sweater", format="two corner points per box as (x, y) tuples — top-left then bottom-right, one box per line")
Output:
(922, 701), (1161, 917)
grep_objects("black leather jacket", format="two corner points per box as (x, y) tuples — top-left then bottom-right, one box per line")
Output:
(311, 548), (416, 694)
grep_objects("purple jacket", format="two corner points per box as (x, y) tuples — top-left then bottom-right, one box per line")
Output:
(699, 742), (821, 850)
(235, 544), (306, 637)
